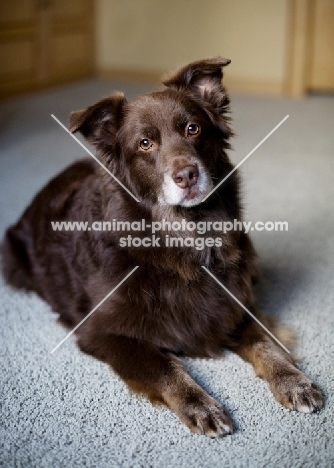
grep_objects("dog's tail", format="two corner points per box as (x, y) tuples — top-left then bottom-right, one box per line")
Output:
(1, 221), (34, 291)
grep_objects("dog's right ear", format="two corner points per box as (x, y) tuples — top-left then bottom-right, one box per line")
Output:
(69, 92), (126, 151)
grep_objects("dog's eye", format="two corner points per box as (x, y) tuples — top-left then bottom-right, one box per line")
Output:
(140, 138), (152, 150)
(187, 124), (200, 136)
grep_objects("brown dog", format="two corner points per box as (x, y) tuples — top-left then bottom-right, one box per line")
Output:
(1, 58), (323, 436)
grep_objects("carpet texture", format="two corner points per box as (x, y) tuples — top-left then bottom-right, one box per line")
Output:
(0, 79), (333, 467)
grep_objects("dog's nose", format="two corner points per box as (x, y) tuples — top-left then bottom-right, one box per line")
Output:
(172, 165), (199, 189)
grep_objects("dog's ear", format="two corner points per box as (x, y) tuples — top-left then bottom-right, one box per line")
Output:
(163, 57), (232, 135)
(69, 92), (126, 150)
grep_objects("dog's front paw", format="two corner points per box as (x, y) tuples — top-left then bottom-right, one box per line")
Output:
(270, 370), (323, 413)
(175, 393), (233, 437)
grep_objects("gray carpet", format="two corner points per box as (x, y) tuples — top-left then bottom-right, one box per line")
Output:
(0, 79), (333, 467)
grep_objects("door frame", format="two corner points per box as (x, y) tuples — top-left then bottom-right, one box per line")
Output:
(285, 0), (313, 97)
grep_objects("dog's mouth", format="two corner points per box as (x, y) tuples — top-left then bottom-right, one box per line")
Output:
(179, 185), (211, 207)
(184, 188), (198, 200)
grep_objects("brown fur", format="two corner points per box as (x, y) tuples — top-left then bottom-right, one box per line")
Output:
(1, 58), (323, 436)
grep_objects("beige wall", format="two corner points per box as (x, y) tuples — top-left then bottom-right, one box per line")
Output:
(96, 0), (289, 94)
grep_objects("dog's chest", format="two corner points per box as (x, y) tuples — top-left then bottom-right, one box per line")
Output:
(118, 266), (238, 357)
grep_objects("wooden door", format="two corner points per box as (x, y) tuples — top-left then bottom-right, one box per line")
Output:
(48, 0), (95, 86)
(0, 0), (39, 97)
(0, 0), (95, 98)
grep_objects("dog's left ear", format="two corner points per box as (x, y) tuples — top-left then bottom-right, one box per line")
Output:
(163, 57), (232, 135)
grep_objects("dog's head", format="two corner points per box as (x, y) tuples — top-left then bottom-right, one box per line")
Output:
(70, 57), (232, 207)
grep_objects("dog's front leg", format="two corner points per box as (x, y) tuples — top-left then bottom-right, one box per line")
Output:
(234, 319), (323, 413)
(78, 332), (233, 437)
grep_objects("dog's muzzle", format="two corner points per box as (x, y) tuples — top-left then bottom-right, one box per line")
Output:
(160, 161), (213, 207)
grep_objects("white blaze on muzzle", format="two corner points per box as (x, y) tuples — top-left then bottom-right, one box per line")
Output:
(160, 162), (213, 207)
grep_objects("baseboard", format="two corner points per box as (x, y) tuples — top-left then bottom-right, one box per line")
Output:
(97, 67), (162, 84)
(0, 71), (95, 100)
(224, 76), (284, 96)
(97, 67), (285, 96)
